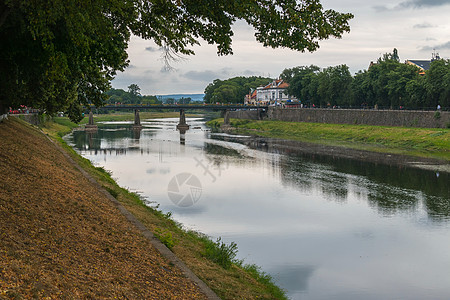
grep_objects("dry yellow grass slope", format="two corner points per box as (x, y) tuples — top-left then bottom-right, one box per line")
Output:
(0, 118), (207, 299)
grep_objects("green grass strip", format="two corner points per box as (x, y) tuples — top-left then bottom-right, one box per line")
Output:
(208, 119), (450, 161)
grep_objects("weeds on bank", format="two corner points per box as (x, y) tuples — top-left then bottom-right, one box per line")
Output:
(154, 228), (177, 250)
(202, 237), (238, 269)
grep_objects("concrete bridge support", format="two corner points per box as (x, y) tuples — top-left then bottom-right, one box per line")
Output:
(220, 110), (231, 130)
(176, 109), (190, 131)
(223, 110), (230, 125)
(85, 110), (98, 130)
(133, 109), (142, 129)
(257, 108), (267, 120)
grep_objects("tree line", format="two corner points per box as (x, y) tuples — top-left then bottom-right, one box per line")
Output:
(204, 50), (449, 109)
(283, 51), (450, 109)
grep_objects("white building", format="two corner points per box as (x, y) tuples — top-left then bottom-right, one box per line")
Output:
(255, 79), (295, 105)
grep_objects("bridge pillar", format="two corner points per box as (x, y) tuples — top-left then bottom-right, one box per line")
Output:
(179, 128), (187, 145)
(257, 108), (267, 120)
(176, 109), (190, 131)
(133, 109), (142, 129)
(85, 110), (98, 130)
(223, 110), (230, 125)
(220, 110), (232, 130)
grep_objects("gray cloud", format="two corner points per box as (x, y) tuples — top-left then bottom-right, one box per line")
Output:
(183, 68), (233, 82)
(145, 46), (159, 52)
(374, 0), (450, 11)
(413, 22), (434, 29)
(373, 5), (389, 12)
(421, 41), (450, 51)
(183, 70), (222, 81)
(398, 0), (450, 8)
(242, 69), (260, 76)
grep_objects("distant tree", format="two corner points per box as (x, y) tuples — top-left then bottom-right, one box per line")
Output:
(384, 63), (419, 108)
(128, 84), (141, 97)
(142, 95), (161, 105)
(284, 65), (320, 100)
(179, 97), (191, 104)
(425, 59), (450, 108)
(105, 88), (160, 105)
(166, 98), (176, 104)
(378, 48), (400, 63)
(318, 65), (353, 107)
(405, 76), (427, 109)
(351, 70), (371, 107)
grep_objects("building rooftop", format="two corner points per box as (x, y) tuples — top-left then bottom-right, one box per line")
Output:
(406, 60), (432, 71)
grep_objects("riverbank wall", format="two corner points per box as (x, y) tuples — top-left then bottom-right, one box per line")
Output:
(228, 110), (261, 120)
(229, 108), (450, 128)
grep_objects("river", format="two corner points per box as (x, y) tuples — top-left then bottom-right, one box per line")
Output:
(64, 117), (450, 300)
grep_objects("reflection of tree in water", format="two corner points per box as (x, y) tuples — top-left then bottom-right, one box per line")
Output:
(281, 160), (349, 203)
(203, 143), (245, 176)
(204, 143), (243, 157)
(318, 171), (349, 203)
(276, 148), (449, 221)
(71, 124), (155, 151)
(366, 185), (420, 216)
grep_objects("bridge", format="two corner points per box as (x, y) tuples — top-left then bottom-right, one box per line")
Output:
(98, 104), (268, 111)
(86, 104), (269, 132)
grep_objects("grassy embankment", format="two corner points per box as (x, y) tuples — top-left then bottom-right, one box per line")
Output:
(1, 117), (207, 299)
(40, 113), (287, 300)
(208, 118), (450, 161)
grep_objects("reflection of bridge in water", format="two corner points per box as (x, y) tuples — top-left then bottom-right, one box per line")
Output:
(87, 105), (269, 144)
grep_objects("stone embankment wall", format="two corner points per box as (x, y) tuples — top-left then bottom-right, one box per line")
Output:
(19, 114), (42, 125)
(232, 108), (449, 128)
(228, 110), (261, 120)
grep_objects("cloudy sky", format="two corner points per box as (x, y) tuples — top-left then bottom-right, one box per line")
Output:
(111, 0), (450, 96)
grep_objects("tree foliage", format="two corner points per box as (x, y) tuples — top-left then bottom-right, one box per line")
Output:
(283, 53), (450, 109)
(204, 76), (272, 104)
(0, 0), (353, 121)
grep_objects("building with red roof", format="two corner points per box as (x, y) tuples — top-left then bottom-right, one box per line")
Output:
(251, 79), (296, 105)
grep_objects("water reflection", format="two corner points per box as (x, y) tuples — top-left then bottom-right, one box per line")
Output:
(211, 134), (449, 221)
(70, 124), (449, 220)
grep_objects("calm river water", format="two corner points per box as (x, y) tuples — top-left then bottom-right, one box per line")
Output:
(65, 117), (450, 300)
